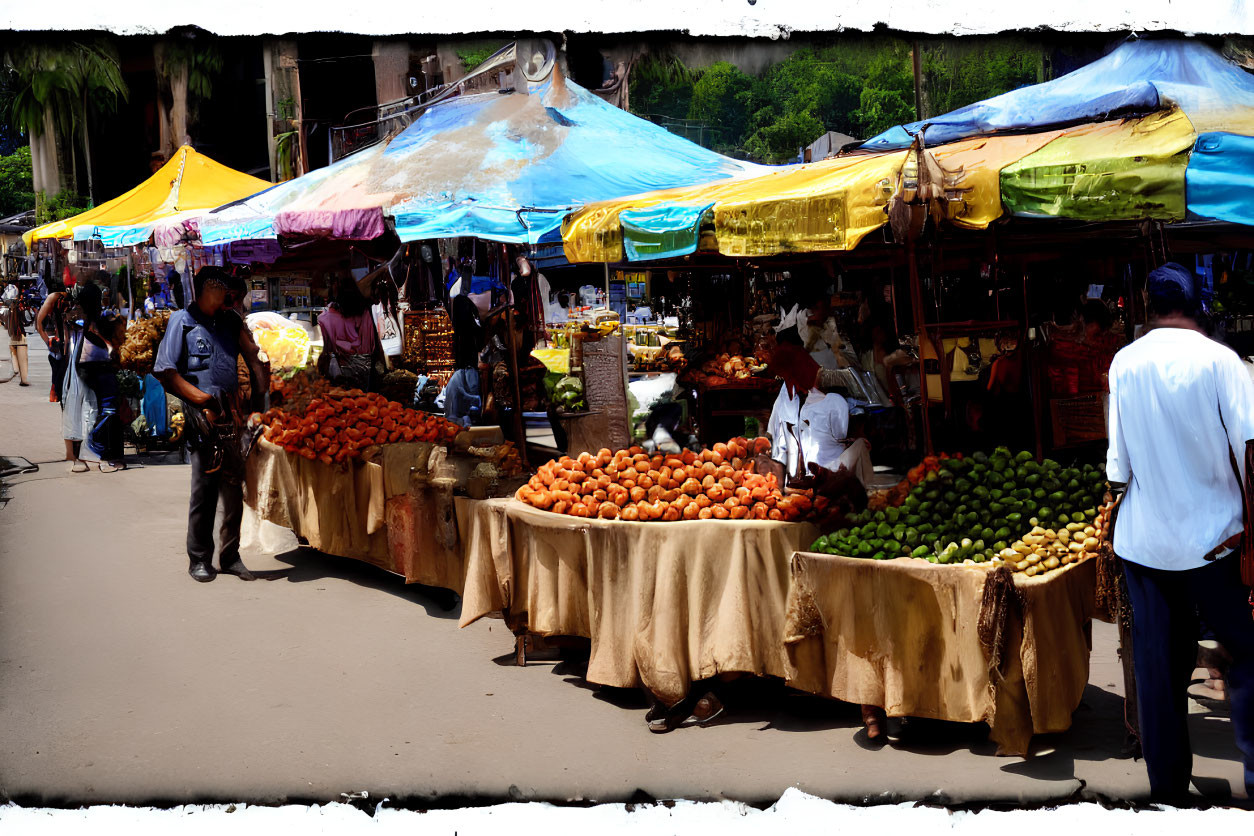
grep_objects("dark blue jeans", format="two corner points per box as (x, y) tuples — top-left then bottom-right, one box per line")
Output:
(80, 362), (123, 461)
(1123, 555), (1254, 799)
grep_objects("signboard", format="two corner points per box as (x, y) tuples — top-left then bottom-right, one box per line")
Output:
(579, 332), (631, 452)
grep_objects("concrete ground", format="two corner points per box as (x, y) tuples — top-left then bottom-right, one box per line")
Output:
(0, 339), (1247, 809)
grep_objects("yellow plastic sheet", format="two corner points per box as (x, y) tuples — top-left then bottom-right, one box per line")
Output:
(927, 131), (1067, 229)
(562, 152), (908, 263)
(24, 145), (271, 247)
(711, 152), (906, 257)
(1000, 108), (1196, 222)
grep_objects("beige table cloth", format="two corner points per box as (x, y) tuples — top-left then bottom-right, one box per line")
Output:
(246, 438), (465, 590)
(458, 497), (817, 705)
(784, 551), (1097, 756)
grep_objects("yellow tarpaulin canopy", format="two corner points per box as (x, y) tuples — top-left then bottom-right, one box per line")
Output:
(23, 145), (272, 248)
(562, 152), (908, 264)
(927, 131), (1067, 230)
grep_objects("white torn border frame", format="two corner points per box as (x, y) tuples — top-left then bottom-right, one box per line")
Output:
(2, 789), (1252, 835)
(0, 0), (1250, 37)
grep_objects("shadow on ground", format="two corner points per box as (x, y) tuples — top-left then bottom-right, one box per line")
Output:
(270, 546), (461, 620)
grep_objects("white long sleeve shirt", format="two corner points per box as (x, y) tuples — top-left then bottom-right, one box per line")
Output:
(1106, 327), (1254, 571)
(768, 385), (851, 476)
(798, 391), (851, 473)
(768, 385), (804, 474)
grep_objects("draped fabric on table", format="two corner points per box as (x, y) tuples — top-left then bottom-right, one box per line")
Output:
(560, 40), (1254, 264)
(458, 497), (818, 706)
(784, 551), (1098, 757)
(199, 78), (760, 249)
(23, 146), (272, 248)
(245, 438), (466, 591)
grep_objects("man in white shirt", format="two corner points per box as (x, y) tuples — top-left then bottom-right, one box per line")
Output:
(1106, 262), (1254, 802)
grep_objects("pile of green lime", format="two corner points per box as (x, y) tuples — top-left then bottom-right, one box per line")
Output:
(810, 447), (1108, 563)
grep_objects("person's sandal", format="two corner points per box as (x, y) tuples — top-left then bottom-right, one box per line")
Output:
(99, 461), (127, 473)
(646, 701), (680, 733)
(862, 705), (889, 740)
(679, 692), (725, 728)
(69, 460), (89, 473)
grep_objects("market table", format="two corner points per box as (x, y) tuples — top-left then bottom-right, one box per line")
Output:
(783, 550), (1097, 756)
(458, 497), (819, 706)
(245, 437), (466, 592)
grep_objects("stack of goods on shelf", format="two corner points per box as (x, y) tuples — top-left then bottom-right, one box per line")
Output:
(402, 308), (455, 385)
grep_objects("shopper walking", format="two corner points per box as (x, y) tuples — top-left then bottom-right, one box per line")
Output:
(1, 282), (29, 385)
(74, 281), (126, 472)
(1106, 262), (1254, 802)
(154, 266), (270, 583)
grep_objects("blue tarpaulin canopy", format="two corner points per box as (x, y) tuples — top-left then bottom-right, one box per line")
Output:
(860, 39), (1254, 227)
(861, 39), (1254, 151)
(199, 76), (761, 249)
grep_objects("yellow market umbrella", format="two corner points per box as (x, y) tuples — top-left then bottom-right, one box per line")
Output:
(23, 145), (271, 248)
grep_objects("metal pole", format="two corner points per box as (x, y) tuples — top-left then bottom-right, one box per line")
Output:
(907, 242), (933, 455)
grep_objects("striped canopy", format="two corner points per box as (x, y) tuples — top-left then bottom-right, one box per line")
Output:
(561, 39), (1254, 264)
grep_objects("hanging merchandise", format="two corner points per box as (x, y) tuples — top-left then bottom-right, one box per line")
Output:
(374, 301), (403, 357)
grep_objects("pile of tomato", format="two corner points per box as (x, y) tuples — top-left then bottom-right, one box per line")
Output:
(259, 389), (461, 465)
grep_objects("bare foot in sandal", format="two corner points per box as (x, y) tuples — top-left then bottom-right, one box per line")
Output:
(862, 705), (888, 740)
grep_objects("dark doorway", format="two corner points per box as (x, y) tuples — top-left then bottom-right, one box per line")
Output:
(297, 35), (379, 172)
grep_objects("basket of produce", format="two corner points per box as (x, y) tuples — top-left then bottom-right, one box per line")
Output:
(118, 311), (171, 375)
(256, 389), (463, 466)
(516, 436), (817, 522)
(246, 311), (311, 369)
(810, 447), (1110, 578)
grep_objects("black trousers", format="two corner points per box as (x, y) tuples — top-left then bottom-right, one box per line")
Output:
(1123, 555), (1254, 799)
(187, 443), (244, 568)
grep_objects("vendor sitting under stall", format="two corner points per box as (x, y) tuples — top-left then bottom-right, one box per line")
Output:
(317, 275), (382, 391)
(766, 322), (874, 489)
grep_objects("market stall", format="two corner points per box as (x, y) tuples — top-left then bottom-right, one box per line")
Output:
(458, 437), (824, 705)
(459, 499), (818, 705)
(783, 549), (1097, 756)
(244, 381), (524, 590)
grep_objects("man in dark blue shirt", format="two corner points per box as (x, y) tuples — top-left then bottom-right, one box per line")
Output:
(155, 267), (269, 583)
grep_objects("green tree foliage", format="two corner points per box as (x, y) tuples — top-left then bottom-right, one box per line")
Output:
(457, 43), (508, 73)
(3, 39), (128, 197)
(0, 145), (34, 216)
(921, 39), (1043, 118)
(157, 33), (225, 130)
(35, 190), (92, 225)
(629, 38), (1048, 164)
(629, 54), (697, 121)
(687, 61), (754, 146)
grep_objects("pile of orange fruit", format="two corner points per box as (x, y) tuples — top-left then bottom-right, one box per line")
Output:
(517, 436), (815, 522)
(258, 389), (461, 465)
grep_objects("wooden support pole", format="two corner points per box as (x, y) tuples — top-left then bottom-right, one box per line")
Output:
(907, 242), (933, 455)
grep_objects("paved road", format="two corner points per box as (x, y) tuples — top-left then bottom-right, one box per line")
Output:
(0, 339), (1246, 808)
